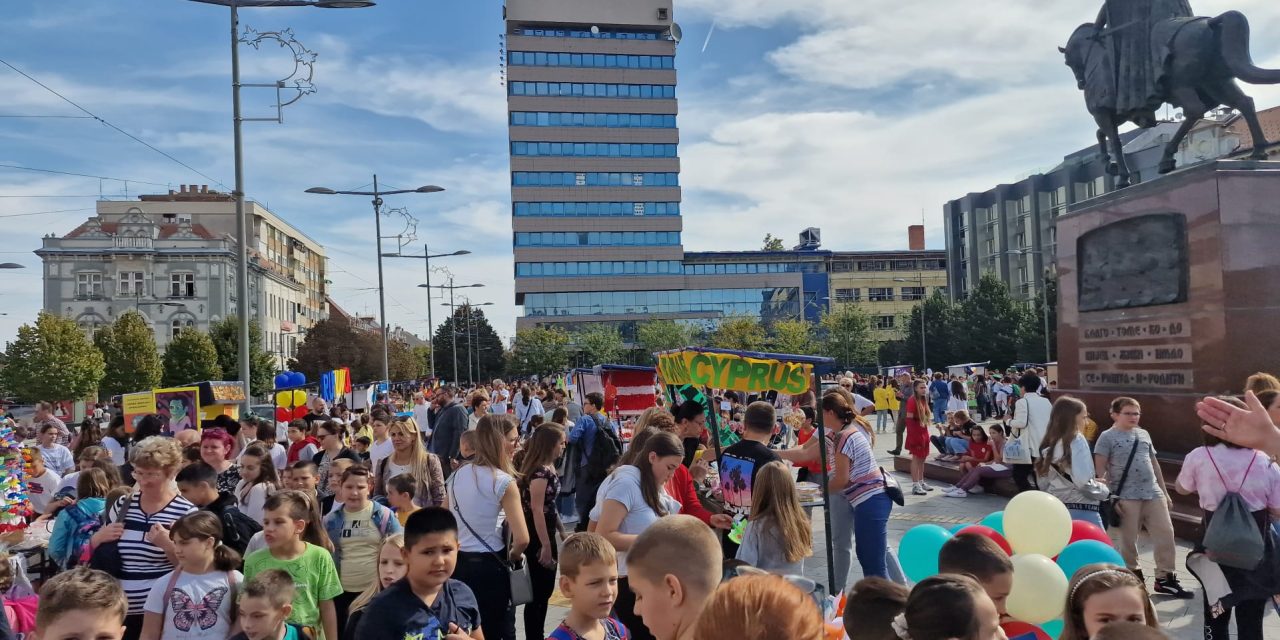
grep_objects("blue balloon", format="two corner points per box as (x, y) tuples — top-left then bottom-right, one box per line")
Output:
(294, 372), (307, 385)
(980, 511), (1005, 536)
(1056, 540), (1124, 581)
(287, 372), (304, 388)
(898, 524), (953, 583)
(274, 373), (289, 389)
(1040, 619), (1064, 639)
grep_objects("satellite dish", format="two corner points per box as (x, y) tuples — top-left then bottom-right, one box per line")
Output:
(590, 25), (600, 35)
(669, 22), (683, 43)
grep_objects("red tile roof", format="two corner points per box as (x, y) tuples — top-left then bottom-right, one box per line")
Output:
(1226, 105), (1280, 153)
(63, 220), (219, 241)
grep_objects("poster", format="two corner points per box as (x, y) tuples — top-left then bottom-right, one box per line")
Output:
(121, 391), (155, 434)
(153, 387), (200, 435)
(655, 349), (813, 394)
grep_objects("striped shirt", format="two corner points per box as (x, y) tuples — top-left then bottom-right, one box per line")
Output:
(838, 429), (885, 507)
(112, 493), (198, 615)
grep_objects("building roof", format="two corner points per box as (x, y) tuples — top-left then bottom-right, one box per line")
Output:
(1225, 104), (1280, 153)
(63, 219), (218, 240)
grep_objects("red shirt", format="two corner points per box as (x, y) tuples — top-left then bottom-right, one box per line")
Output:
(967, 441), (993, 462)
(665, 462), (713, 525)
(796, 428), (822, 474)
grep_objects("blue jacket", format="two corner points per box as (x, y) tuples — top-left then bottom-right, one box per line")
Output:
(322, 500), (401, 574)
(48, 496), (104, 568)
(929, 380), (951, 402)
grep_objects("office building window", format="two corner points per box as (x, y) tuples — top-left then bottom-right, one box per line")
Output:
(868, 287), (894, 302)
(857, 260), (888, 271)
(514, 231), (681, 247)
(892, 259), (917, 270)
(117, 271), (144, 296)
(508, 82), (675, 99)
(170, 272), (196, 298)
(683, 262), (818, 275)
(511, 141), (678, 158)
(830, 261), (852, 272)
(509, 51), (675, 70)
(513, 202), (680, 217)
(874, 315), (897, 330)
(901, 287), (925, 301)
(75, 273), (103, 298)
(834, 288), (861, 302)
(920, 258), (947, 270)
(512, 172), (678, 187)
(523, 287), (799, 317)
(516, 260), (682, 277)
(513, 27), (664, 40)
(510, 112), (676, 128)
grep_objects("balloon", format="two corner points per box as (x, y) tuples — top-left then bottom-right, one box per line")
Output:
(292, 390), (307, 407)
(1007, 554), (1069, 624)
(1068, 520), (1111, 547)
(274, 373), (289, 389)
(1004, 491), (1072, 557)
(292, 406), (308, 420)
(275, 407), (289, 422)
(1000, 621), (1051, 640)
(898, 524), (953, 583)
(950, 523), (970, 534)
(980, 510), (1006, 535)
(1056, 540), (1124, 582)
(275, 391), (291, 408)
(956, 524), (1013, 556)
(294, 372), (307, 385)
(1040, 619), (1064, 639)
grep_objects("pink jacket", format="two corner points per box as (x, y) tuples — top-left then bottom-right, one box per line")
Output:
(4, 595), (38, 634)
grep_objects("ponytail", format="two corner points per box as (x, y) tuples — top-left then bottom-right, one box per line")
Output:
(169, 511), (243, 571)
(264, 490), (333, 552)
(212, 543), (241, 572)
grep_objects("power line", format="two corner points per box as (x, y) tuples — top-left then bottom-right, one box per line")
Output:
(0, 207), (95, 219)
(0, 163), (174, 188)
(0, 115), (95, 119)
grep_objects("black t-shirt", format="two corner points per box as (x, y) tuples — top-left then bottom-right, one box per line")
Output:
(718, 439), (781, 519)
(355, 578), (481, 640)
(682, 436), (702, 468)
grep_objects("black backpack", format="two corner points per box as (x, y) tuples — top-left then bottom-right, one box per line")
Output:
(217, 506), (262, 558)
(583, 415), (621, 485)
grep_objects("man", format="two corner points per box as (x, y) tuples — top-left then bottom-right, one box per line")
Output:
(32, 401), (70, 446)
(889, 372), (913, 455)
(1095, 0), (1193, 128)
(427, 386), (468, 476)
(569, 392), (619, 531)
(1008, 372), (1052, 492)
(718, 402), (782, 556)
(491, 379), (510, 415)
(555, 388), (582, 423)
(301, 397), (329, 431)
(928, 372), (951, 425)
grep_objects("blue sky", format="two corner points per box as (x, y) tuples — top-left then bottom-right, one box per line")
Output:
(4, 0), (1280, 345)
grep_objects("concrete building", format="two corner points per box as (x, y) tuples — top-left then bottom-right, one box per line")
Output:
(826, 226), (947, 340)
(37, 185), (327, 366)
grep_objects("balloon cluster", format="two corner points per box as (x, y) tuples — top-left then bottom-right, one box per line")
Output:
(898, 491), (1124, 639)
(273, 371), (309, 423)
(0, 427), (32, 535)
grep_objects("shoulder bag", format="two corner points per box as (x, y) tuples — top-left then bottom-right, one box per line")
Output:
(1101, 439), (1142, 529)
(446, 471), (534, 606)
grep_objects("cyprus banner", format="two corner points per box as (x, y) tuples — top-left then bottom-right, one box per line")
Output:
(654, 350), (813, 394)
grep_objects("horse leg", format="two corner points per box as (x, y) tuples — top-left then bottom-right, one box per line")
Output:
(1210, 81), (1270, 160)
(1160, 89), (1208, 174)
(1105, 116), (1132, 186)
(1096, 127), (1116, 175)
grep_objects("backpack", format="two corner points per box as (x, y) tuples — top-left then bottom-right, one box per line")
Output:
(60, 502), (101, 569)
(218, 506), (262, 558)
(1202, 450), (1266, 570)
(582, 415), (621, 485)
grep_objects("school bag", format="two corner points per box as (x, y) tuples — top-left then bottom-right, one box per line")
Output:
(58, 501), (101, 569)
(1202, 450), (1266, 570)
(582, 415), (621, 485)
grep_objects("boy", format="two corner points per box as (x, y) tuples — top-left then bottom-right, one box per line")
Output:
(452, 430), (477, 471)
(176, 461), (263, 556)
(355, 507), (480, 640)
(937, 533), (1013, 617)
(625, 515), (721, 640)
(352, 436), (372, 464)
(288, 461), (320, 496)
(385, 473), (420, 527)
(321, 465), (401, 632)
(231, 569), (313, 640)
(30, 567), (127, 640)
(23, 447), (60, 515)
(717, 402), (781, 554)
(255, 423), (288, 470)
(320, 459), (354, 515)
(844, 577), (907, 640)
(549, 532), (629, 640)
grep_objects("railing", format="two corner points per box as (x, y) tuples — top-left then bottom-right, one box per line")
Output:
(113, 236), (153, 248)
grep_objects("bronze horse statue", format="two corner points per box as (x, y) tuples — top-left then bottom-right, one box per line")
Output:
(1062, 10), (1280, 187)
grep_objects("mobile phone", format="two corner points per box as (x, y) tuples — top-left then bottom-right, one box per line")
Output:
(693, 448), (705, 463)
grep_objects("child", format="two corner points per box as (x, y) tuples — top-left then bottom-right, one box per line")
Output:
(342, 534), (406, 639)
(937, 533), (1013, 617)
(734, 461), (812, 575)
(287, 462), (319, 497)
(30, 567), (128, 640)
(243, 491), (340, 640)
(549, 532), (629, 640)
(320, 465), (401, 633)
(237, 444), (280, 525)
(625, 514), (721, 640)
(318, 459), (353, 515)
(352, 437), (372, 464)
(253, 424), (288, 471)
(176, 461), (263, 558)
(230, 569), (311, 640)
(285, 421), (318, 466)
(24, 447), (61, 515)
(844, 577), (908, 640)
(957, 425), (993, 474)
(897, 574), (1005, 640)
(1, 551), (37, 638)
(691, 574), (823, 640)
(947, 425), (1010, 498)
(353, 507), (481, 639)
(55, 445), (112, 496)
(1090, 621), (1170, 640)
(141, 511), (243, 640)
(37, 423), (75, 476)
(452, 430), (477, 471)
(48, 468), (112, 569)
(1061, 564), (1158, 640)
(385, 474), (420, 527)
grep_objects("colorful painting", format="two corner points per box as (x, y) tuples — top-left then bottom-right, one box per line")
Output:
(153, 387), (200, 435)
(718, 452), (758, 516)
(121, 391), (156, 434)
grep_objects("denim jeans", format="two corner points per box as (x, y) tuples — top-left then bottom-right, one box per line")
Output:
(931, 398), (948, 424)
(454, 551), (516, 640)
(852, 492), (894, 580)
(1068, 508), (1105, 531)
(945, 437), (969, 454)
(876, 409), (891, 431)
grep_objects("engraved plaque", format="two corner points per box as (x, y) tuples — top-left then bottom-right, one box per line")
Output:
(1077, 213), (1188, 312)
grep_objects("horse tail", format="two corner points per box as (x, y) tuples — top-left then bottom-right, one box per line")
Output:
(1213, 10), (1280, 84)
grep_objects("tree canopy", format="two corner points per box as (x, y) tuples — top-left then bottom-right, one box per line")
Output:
(635, 320), (690, 364)
(0, 312), (105, 402)
(162, 329), (222, 387)
(575, 325), (626, 366)
(507, 327), (569, 377)
(209, 317), (277, 395)
(95, 311), (162, 399)
(819, 306), (877, 366)
(710, 316), (766, 352)
(432, 306), (505, 384)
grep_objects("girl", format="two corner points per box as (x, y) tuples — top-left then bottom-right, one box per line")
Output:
(692, 574), (824, 640)
(236, 445), (279, 525)
(946, 379), (968, 416)
(518, 423), (567, 640)
(946, 425), (1011, 498)
(373, 417), (446, 507)
(48, 467), (112, 569)
(957, 425), (993, 474)
(896, 574), (1005, 640)
(735, 461), (812, 575)
(72, 417), (104, 459)
(342, 534), (406, 639)
(1036, 397), (1106, 528)
(904, 379), (933, 495)
(310, 421), (357, 500)
(141, 511), (243, 640)
(104, 415), (130, 466)
(243, 491), (339, 640)
(200, 429), (241, 494)
(321, 465), (401, 634)
(1061, 564), (1159, 640)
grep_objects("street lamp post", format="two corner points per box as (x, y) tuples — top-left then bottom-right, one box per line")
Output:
(307, 178), (444, 382)
(383, 246), (469, 379)
(448, 298), (493, 386)
(0, 263), (24, 269)
(419, 279), (482, 384)
(895, 275), (927, 371)
(1006, 248), (1053, 363)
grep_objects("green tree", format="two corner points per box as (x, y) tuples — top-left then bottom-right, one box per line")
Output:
(770, 319), (816, 356)
(433, 306), (506, 384)
(162, 330), (222, 387)
(506, 327), (569, 377)
(956, 274), (1025, 369)
(410, 345), (433, 377)
(209, 317), (277, 394)
(1016, 274), (1058, 364)
(576, 325), (626, 366)
(387, 339), (422, 381)
(635, 319), (690, 364)
(0, 312), (105, 403)
(819, 306), (877, 366)
(903, 290), (961, 371)
(710, 316), (766, 352)
(289, 316), (368, 382)
(762, 233), (786, 251)
(95, 311), (162, 399)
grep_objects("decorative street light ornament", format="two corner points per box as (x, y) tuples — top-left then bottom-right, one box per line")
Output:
(238, 26), (318, 121)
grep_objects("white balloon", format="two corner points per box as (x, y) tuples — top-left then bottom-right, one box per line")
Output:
(1007, 554), (1069, 624)
(1003, 490), (1072, 557)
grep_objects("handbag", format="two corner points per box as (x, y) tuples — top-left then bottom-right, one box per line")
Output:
(880, 468), (905, 506)
(88, 494), (131, 575)
(447, 472), (534, 606)
(1003, 426), (1032, 465)
(1101, 439), (1142, 529)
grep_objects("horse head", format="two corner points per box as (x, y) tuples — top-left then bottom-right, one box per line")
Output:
(1062, 23), (1101, 90)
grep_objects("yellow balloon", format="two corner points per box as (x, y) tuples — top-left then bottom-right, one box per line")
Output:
(1006, 554), (1069, 624)
(293, 390), (307, 407)
(275, 391), (291, 408)
(1003, 490), (1072, 557)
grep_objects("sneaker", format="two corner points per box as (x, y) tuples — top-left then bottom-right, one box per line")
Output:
(912, 484), (928, 496)
(970, 486), (985, 494)
(944, 488), (968, 498)
(1153, 576), (1194, 599)
(922, 483), (935, 492)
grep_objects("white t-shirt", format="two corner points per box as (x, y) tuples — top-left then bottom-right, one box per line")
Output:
(590, 465), (680, 576)
(103, 438), (127, 466)
(369, 438), (394, 469)
(235, 481), (272, 525)
(448, 464), (513, 553)
(27, 469), (61, 514)
(57, 471), (82, 495)
(38, 444), (75, 476)
(492, 389), (510, 415)
(412, 403), (432, 432)
(143, 569), (242, 640)
(852, 394), (875, 414)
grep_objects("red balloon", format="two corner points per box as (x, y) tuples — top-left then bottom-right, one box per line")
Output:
(1001, 621), (1051, 640)
(275, 408), (289, 422)
(956, 524), (1013, 556)
(292, 406), (308, 420)
(1068, 520), (1112, 546)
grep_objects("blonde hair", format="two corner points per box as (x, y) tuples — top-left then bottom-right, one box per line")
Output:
(748, 462), (812, 564)
(474, 414), (518, 477)
(1036, 396), (1088, 477)
(36, 567), (127, 629)
(559, 532), (617, 578)
(1244, 372), (1280, 394)
(627, 515), (721, 599)
(349, 534), (405, 612)
(692, 574), (823, 640)
(633, 407), (677, 433)
(1062, 564), (1158, 640)
(130, 435), (184, 472)
(384, 417), (438, 498)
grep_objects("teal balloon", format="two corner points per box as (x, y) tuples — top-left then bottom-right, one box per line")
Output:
(1056, 540), (1124, 581)
(980, 511), (1005, 535)
(950, 523), (970, 534)
(899, 524), (953, 582)
(1041, 619), (1064, 639)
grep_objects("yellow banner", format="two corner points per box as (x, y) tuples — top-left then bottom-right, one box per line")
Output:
(121, 391), (155, 434)
(655, 351), (813, 394)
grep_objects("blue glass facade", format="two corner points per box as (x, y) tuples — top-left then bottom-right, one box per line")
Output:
(515, 231), (680, 247)
(511, 112), (677, 128)
(509, 82), (675, 99)
(509, 51), (675, 69)
(523, 288), (800, 318)
(516, 260), (683, 277)
(514, 27), (663, 40)
(512, 141), (678, 158)
(513, 202), (680, 217)
(512, 172), (678, 187)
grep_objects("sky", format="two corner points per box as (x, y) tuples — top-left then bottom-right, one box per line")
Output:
(4, 0), (1280, 346)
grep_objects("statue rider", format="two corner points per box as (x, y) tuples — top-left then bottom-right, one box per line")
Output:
(1095, 0), (1194, 127)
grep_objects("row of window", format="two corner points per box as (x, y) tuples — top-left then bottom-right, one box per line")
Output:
(509, 51), (675, 70)
(523, 287), (799, 317)
(829, 259), (947, 272)
(511, 112), (677, 129)
(512, 141), (678, 158)
(512, 172), (679, 187)
(76, 272), (195, 298)
(684, 262), (821, 275)
(833, 286), (934, 302)
(509, 82), (675, 99)
(515, 231), (681, 247)
(513, 202), (681, 217)
(514, 28), (666, 40)
(516, 260), (683, 277)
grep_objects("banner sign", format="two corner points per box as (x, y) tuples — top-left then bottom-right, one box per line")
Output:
(121, 391), (155, 434)
(655, 350), (813, 394)
(154, 387), (200, 434)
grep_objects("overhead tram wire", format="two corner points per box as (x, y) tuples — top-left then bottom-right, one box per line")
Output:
(0, 207), (95, 219)
(0, 164), (175, 188)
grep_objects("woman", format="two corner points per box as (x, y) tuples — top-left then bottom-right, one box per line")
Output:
(675, 400), (708, 468)
(469, 391), (491, 431)
(89, 436), (197, 640)
(311, 420), (358, 499)
(993, 376), (1014, 419)
(71, 417), (103, 459)
(1177, 396), (1280, 640)
(793, 407), (822, 483)
(448, 414), (529, 640)
(873, 378), (894, 434)
(373, 417), (446, 507)
(595, 430), (684, 640)
(1035, 397), (1106, 529)
(828, 392), (895, 581)
(518, 424), (566, 640)
(199, 428), (241, 494)
(102, 415), (130, 466)
(515, 386), (544, 436)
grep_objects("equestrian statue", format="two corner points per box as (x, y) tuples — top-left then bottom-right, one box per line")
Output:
(1062, 0), (1280, 187)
